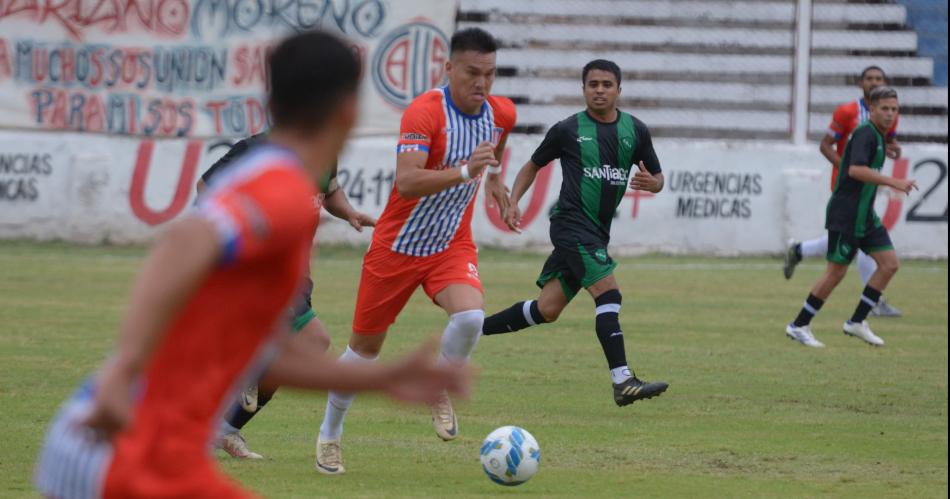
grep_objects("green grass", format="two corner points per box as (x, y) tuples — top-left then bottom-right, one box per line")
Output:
(0, 241), (946, 498)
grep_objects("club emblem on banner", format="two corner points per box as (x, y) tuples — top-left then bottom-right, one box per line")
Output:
(372, 21), (449, 108)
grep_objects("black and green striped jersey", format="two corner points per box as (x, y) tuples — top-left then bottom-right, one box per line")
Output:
(826, 123), (886, 236)
(201, 132), (338, 194)
(531, 110), (661, 242)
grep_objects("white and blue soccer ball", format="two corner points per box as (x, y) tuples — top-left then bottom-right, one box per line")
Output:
(479, 425), (541, 486)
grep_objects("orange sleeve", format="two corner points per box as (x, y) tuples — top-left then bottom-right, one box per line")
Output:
(199, 167), (316, 266)
(489, 96), (517, 143)
(827, 103), (853, 140)
(887, 113), (899, 138)
(396, 93), (440, 155)
(492, 96), (517, 132)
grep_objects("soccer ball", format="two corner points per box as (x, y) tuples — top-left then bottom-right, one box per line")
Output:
(479, 426), (541, 486)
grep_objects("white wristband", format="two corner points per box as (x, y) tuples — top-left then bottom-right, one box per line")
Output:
(460, 164), (471, 181)
(486, 164), (502, 175)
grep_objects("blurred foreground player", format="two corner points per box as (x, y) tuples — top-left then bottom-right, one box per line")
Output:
(34, 30), (470, 499)
(197, 136), (375, 460)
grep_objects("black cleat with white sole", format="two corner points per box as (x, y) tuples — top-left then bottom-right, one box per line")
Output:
(613, 377), (669, 406)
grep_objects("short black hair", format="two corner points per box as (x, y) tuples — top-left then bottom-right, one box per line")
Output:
(869, 85), (898, 104)
(450, 27), (497, 55)
(268, 30), (362, 132)
(582, 59), (621, 86)
(861, 65), (886, 80)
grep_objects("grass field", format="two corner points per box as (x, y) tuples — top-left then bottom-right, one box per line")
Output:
(1, 241), (947, 498)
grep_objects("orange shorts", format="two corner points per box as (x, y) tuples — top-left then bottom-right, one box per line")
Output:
(352, 242), (482, 334)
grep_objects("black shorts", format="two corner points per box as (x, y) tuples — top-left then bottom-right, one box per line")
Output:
(827, 226), (894, 264)
(535, 239), (616, 301)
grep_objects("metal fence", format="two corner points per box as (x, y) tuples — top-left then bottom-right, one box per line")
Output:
(458, 0), (948, 143)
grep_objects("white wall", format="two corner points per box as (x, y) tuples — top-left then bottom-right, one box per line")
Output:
(1, 131), (946, 257)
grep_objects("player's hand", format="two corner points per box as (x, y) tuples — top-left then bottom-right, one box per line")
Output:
(382, 337), (472, 405)
(78, 361), (135, 441)
(629, 161), (661, 193)
(466, 142), (500, 178)
(347, 211), (376, 232)
(505, 202), (523, 233)
(485, 177), (511, 220)
(891, 178), (918, 194)
(886, 142), (902, 159)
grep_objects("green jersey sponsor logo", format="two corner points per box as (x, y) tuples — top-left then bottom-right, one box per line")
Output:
(583, 164), (627, 186)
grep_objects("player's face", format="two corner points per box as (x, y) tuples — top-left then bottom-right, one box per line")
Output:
(583, 70), (620, 114)
(870, 97), (899, 131)
(861, 70), (885, 98)
(446, 50), (496, 114)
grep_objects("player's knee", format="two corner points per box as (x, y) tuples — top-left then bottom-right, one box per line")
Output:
(537, 301), (562, 323)
(311, 330), (331, 353)
(450, 309), (485, 336)
(300, 325), (331, 353)
(348, 335), (384, 359)
(594, 289), (622, 308)
(879, 259), (899, 276)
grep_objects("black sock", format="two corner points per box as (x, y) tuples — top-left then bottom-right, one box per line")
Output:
(482, 300), (546, 335)
(850, 285), (882, 323)
(793, 293), (824, 327)
(226, 386), (277, 430)
(794, 243), (803, 260)
(594, 290), (627, 370)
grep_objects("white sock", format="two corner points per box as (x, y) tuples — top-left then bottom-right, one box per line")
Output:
(611, 366), (632, 384)
(318, 345), (376, 440)
(438, 309), (485, 363)
(800, 234), (828, 258)
(856, 250), (877, 286)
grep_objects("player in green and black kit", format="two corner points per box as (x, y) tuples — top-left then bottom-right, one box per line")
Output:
(785, 86), (917, 348)
(198, 133), (376, 458)
(482, 59), (669, 406)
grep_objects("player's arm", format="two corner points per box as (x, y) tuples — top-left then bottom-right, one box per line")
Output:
(321, 164), (376, 232)
(885, 136), (901, 159)
(630, 162), (664, 193)
(82, 216), (222, 438)
(262, 337), (471, 405)
(848, 165), (916, 193)
(505, 123), (562, 232)
(846, 129), (916, 193)
(822, 104), (853, 167)
(396, 142), (498, 198)
(819, 134), (842, 167)
(484, 99), (517, 217)
(483, 133), (511, 217)
(503, 159), (544, 233)
(629, 120), (664, 193)
(110, 218), (220, 374)
(324, 186), (376, 232)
